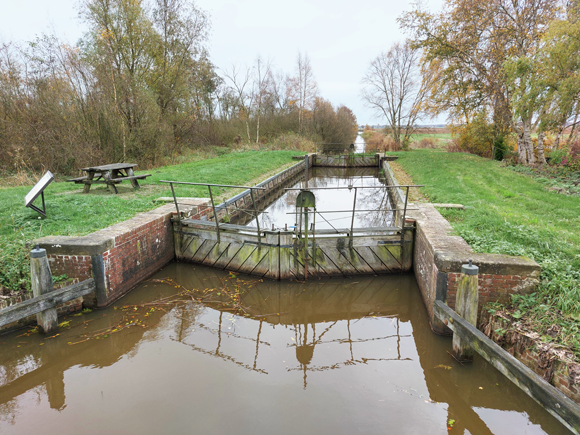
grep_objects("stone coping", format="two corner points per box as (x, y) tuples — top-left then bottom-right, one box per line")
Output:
(34, 204), (178, 256)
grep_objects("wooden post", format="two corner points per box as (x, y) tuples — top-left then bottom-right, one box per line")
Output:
(452, 259), (479, 361)
(30, 245), (58, 334)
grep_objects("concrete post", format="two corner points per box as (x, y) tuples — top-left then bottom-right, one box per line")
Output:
(30, 245), (58, 334)
(452, 259), (479, 361)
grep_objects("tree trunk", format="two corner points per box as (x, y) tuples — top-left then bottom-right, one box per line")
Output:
(517, 129), (528, 165)
(537, 131), (547, 165)
(523, 121), (536, 165)
(554, 129), (562, 149)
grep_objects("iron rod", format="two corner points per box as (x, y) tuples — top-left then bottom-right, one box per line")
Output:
(170, 183), (181, 223)
(160, 180), (265, 190)
(250, 189), (260, 247)
(350, 187), (357, 247)
(284, 185), (423, 191)
(401, 186), (410, 244)
(285, 208), (416, 214)
(208, 186), (220, 244)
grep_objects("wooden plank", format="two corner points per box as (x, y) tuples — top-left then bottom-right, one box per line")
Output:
(213, 242), (243, 269)
(249, 248), (272, 277)
(201, 242), (230, 268)
(80, 163), (138, 171)
(342, 247), (375, 274)
(386, 245), (404, 268)
(191, 239), (217, 263)
(180, 236), (204, 261)
(369, 245), (402, 271)
(226, 244), (257, 272)
(0, 279), (95, 328)
(434, 301), (580, 435)
(309, 247), (331, 277)
(279, 247), (291, 280)
(354, 246), (390, 274)
(320, 248), (358, 276)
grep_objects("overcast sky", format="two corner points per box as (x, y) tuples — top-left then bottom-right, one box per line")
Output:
(0, 0), (445, 125)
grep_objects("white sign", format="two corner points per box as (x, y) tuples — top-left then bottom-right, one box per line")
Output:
(25, 171), (54, 206)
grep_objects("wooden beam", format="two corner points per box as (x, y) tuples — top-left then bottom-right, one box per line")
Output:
(0, 279), (95, 328)
(434, 300), (580, 434)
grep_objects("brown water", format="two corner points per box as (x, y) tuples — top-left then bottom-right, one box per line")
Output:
(0, 263), (571, 435)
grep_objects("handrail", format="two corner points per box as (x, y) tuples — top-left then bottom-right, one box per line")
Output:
(160, 180), (267, 243)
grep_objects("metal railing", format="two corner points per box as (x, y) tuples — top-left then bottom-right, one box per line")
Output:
(160, 180), (266, 244)
(284, 184), (423, 246)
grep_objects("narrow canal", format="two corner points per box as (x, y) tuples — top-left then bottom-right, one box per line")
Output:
(0, 262), (570, 434)
(244, 166), (395, 230)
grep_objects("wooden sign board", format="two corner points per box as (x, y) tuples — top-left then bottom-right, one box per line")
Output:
(25, 171), (54, 217)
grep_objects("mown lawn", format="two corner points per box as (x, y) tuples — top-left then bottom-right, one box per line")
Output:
(391, 149), (580, 355)
(0, 150), (303, 292)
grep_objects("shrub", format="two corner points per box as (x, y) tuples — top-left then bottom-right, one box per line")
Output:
(412, 137), (437, 149)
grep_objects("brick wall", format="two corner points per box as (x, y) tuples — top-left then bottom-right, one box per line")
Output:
(36, 204), (177, 307)
(47, 255), (92, 282)
(411, 203), (540, 334)
(446, 273), (534, 311)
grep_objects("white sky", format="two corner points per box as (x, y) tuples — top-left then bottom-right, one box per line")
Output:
(0, 0), (446, 125)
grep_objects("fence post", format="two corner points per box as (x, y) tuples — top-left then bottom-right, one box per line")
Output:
(452, 259), (479, 361)
(30, 245), (58, 334)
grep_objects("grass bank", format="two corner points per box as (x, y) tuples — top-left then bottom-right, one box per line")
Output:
(0, 150), (303, 294)
(391, 149), (580, 357)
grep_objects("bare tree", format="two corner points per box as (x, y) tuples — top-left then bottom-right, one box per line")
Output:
(223, 63), (253, 143)
(252, 56), (272, 144)
(361, 41), (433, 148)
(287, 52), (318, 134)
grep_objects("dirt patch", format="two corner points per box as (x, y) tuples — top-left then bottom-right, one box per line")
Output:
(389, 161), (429, 203)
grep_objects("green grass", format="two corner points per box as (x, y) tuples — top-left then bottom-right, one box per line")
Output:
(391, 149), (580, 355)
(410, 133), (452, 142)
(0, 150), (303, 293)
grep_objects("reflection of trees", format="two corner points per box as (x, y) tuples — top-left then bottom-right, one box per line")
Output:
(244, 167), (397, 230)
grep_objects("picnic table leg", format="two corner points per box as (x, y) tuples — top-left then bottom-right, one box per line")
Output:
(83, 172), (94, 194)
(104, 171), (118, 194)
(126, 167), (140, 189)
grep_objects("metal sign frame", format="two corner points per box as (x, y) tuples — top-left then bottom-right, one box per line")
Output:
(24, 171), (54, 218)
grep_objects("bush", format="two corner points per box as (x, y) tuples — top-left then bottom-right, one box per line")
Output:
(451, 113), (495, 157)
(363, 130), (401, 152)
(412, 137), (437, 149)
(493, 135), (508, 161)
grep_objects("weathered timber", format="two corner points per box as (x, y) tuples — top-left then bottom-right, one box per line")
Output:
(0, 279), (95, 328)
(227, 244), (258, 272)
(370, 245), (402, 271)
(452, 262), (479, 361)
(30, 247), (58, 333)
(434, 300), (580, 434)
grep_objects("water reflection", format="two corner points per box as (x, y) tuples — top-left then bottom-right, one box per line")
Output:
(244, 167), (396, 230)
(0, 263), (572, 435)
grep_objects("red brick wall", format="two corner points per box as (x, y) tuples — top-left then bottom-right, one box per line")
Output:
(47, 255), (92, 282)
(43, 207), (175, 307)
(102, 214), (174, 304)
(446, 273), (530, 312)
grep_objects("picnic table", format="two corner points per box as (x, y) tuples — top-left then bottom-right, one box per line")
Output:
(67, 163), (151, 194)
